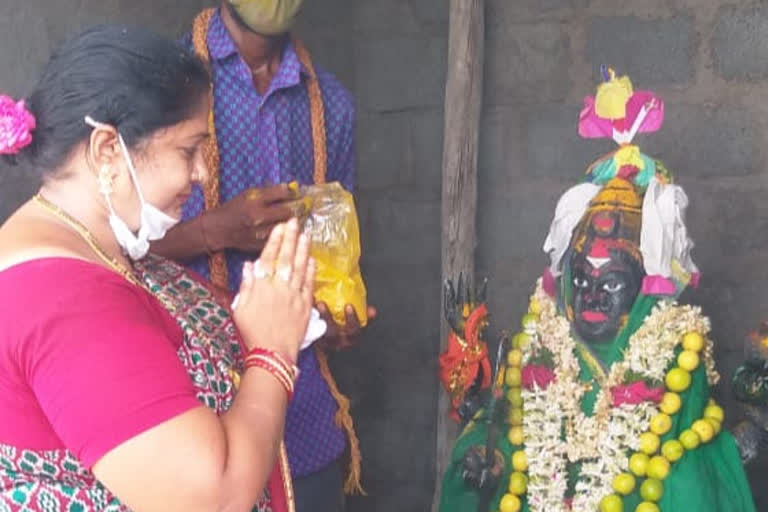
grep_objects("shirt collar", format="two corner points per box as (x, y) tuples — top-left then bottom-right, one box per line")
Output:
(207, 9), (238, 61)
(270, 40), (304, 90)
(207, 9), (311, 89)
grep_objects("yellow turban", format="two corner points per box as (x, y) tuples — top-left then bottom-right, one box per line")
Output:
(228, 0), (304, 35)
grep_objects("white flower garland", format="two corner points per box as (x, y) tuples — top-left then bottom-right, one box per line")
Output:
(520, 279), (718, 512)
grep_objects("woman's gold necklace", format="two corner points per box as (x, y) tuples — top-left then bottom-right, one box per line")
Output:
(35, 195), (242, 385)
(32, 193), (173, 310)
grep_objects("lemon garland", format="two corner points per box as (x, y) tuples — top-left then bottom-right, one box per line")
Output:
(497, 280), (722, 512)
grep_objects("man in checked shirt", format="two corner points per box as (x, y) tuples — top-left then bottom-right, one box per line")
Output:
(153, 2), (376, 511)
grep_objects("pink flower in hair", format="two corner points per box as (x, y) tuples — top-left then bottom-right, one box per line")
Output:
(0, 95), (36, 155)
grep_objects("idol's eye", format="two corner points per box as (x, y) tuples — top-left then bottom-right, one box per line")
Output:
(573, 276), (590, 289)
(602, 280), (625, 293)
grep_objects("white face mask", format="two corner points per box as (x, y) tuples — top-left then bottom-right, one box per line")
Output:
(85, 116), (180, 260)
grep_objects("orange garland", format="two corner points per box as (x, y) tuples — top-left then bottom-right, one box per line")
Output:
(191, 8), (363, 495)
(192, 8), (228, 289)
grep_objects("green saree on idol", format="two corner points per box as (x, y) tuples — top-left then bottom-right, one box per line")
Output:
(438, 69), (756, 512)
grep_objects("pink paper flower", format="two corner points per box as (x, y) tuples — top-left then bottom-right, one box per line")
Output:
(0, 95), (35, 155)
(578, 90), (664, 140)
(522, 364), (556, 390)
(611, 380), (664, 407)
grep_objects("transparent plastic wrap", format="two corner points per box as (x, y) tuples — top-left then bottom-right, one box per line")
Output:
(290, 182), (367, 326)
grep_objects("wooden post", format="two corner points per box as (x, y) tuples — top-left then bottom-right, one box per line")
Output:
(433, 1), (484, 510)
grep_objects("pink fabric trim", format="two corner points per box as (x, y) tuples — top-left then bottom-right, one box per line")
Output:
(642, 275), (677, 296)
(690, 272), (701, 289)
(542, 267), (556, 297)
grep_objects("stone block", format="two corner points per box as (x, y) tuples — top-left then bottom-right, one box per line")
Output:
(358, 190), (441, 268)
(408, 0), (449, 30)
(481, 278), (536, 340)
(642, 103), (762, 178)
(292, 33), (356, 89)
(404, 108), (443, 200)
(369, 264), (440, 343)
(476, 179), (569, 279)
(355, 36), (446, 112)
(478, 106), (524, 195)
(39, 0), (119, 46)
(681, 180), (768, 282)
(349, 0), (448, 37)
(712, 6), (768, 81)
(485, 22), (571, 105)
(0, 2), (54, 97)
(357, 112), (410, 191)
(295, 0), (355, 33)
(0, 0), (212, 97)
(356, 108), (442, 197)
(522, 104), (615, 178)
(113, 0), (212, 38)
(486, 0), (590, 25)
(354, 0), (424, 36)
(586, 13), (695, 86)
(331, 262), (440, 512)
(749, 456), (768, 512)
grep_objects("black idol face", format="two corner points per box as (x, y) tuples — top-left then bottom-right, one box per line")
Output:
(569, 248), (643, 344)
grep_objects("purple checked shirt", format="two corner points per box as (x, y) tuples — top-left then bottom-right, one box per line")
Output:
(181, 10), (355, 477)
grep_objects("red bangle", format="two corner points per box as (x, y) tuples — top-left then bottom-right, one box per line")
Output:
(243, 347), (299, 400)
(245, 358), (294, 400)
(245, 347), (299, 378)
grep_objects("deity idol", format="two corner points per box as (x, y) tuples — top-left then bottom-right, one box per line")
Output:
(438, 68), (758, 512)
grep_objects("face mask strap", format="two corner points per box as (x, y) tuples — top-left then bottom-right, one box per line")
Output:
(84, 116), (147, 205)
(83, 116), (179, 259)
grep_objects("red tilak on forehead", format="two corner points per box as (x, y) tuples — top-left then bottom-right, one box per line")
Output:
(587, 238), (627, 276)
(588, 238), (612, 259)
(592, 214), (615, 233)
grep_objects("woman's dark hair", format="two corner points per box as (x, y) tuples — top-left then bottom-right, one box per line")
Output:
(6, 24), (209, 174)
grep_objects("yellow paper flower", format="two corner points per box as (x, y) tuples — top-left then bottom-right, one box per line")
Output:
(614, 145), (645, 170)
(595, 70), (634, 120)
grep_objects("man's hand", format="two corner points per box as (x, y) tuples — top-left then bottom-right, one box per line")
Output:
(206, 185), (299, 253)
(152, 184), (301, 262)
(316, 303), (377, 351)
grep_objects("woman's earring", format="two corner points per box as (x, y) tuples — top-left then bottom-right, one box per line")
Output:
(99, 166), (113, 196)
